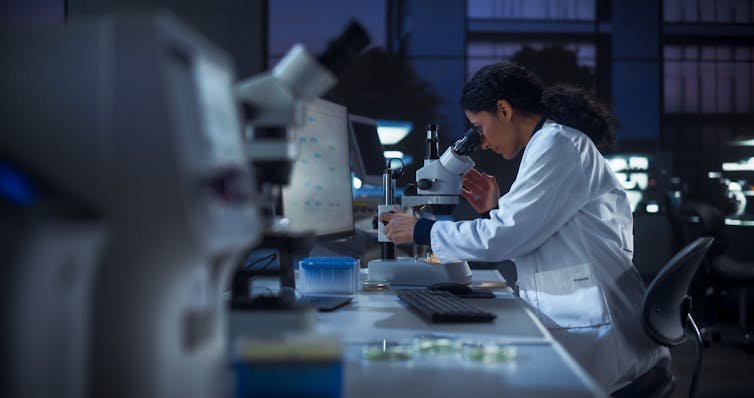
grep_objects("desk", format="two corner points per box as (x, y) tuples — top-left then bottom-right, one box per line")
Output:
(312, 270), (605, 398)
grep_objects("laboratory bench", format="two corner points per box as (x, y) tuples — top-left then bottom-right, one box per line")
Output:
(229, 270), (605, 398)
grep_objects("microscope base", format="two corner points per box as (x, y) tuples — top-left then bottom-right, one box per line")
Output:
(367, 258), (472, 286)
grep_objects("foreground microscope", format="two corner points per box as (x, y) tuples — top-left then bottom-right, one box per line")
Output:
(1, 14), (260, 398)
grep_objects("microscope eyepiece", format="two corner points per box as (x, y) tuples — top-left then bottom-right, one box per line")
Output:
(452, 128), (481, 156)
(317, 20), (371, 76)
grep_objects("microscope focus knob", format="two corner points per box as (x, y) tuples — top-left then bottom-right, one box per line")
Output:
(404, 183), (417, 196)
(417, 179), (433, 190)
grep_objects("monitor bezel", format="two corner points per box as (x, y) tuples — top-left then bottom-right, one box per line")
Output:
(348, 113), (385, 187)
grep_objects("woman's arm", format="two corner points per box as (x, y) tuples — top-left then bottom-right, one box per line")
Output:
(431, 132), (590, 263)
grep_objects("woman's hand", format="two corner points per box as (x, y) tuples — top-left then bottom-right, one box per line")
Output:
(379, 211), (418, 245)
(461, 168), (500, 214)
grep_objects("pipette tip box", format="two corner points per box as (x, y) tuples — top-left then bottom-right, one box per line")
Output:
(299, 257), (360, 294)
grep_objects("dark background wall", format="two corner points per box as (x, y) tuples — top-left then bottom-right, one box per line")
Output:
(0, 0), (267, 78)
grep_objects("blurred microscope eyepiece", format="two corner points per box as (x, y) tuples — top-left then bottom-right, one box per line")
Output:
(317, 20), (371, 76)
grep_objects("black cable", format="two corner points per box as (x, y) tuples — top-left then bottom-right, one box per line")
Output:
(258, 254), (277, 270)
(244, 252), (276, 268)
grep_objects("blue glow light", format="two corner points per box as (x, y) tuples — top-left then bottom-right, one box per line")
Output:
(0, 163), (37, 206)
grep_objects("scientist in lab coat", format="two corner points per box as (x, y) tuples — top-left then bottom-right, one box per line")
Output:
(380, 63), (671, 396)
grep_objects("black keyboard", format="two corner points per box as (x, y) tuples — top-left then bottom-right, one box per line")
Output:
(396, 289), (497, 323)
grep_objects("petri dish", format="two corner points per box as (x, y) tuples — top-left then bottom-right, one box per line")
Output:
(462, 342), (517, 363)
(413, 334), (460, 355)
(361, 340), (413, 362)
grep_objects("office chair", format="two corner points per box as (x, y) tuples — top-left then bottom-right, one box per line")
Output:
(682, 200), (754, 351)
(643, 237), (715, 398)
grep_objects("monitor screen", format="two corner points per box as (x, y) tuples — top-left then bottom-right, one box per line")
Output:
(282, 98), (354, 239)
(349, 114), (385, 186)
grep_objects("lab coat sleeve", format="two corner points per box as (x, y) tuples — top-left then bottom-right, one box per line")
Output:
(430, 133), (590, 263)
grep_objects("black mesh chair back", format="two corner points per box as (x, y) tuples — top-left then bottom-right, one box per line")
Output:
(643, 236), (714, 398)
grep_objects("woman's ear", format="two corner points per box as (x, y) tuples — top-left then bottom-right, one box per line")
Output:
(496, 99), (512, 121)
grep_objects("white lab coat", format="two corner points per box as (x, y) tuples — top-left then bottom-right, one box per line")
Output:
(431, 121), (670, 393)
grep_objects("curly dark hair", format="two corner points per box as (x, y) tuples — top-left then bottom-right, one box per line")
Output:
(460, 63), (615, 152)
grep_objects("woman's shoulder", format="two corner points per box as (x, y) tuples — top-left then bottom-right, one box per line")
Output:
(530, 121), (585, 152)
(535, 121), (616, 186)
(541, 121), (591, 140)
(524, 122), (604, 176)
(535, 121), (598, 154)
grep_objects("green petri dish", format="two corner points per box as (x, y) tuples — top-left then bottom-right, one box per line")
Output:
(361, 341), (413, 362)
(413, 334), (460, 355)
(462, 342), (517, 363)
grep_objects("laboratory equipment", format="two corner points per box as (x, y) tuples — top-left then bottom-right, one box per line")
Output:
(279, 99), (357, 312)
(0, 191), (107, 398)
(299, 257), (361, 295)
(0, 14), (259, 398)
(235, 20), (368, 228)
(361, 340), (414, 361)
(230, 98), (357, 311)
(231, 22), (369, 305)
(281, 98), (355, 239)
(349, 114), (386, 186)
(367, 125), (480, 286)
(401, 126), (481, 212)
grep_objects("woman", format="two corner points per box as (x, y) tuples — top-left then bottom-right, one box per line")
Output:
(380, 63), (670, 395)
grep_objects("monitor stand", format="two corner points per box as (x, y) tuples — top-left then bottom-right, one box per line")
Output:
(367, 257), (472, 286)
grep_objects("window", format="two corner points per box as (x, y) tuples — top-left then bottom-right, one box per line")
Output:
(664, 44), (754, 114)
(267, 0), (385, 66)
(467, 0), (595, 20)
(664, 0), (754, 24)
(467, 41), (596, 80)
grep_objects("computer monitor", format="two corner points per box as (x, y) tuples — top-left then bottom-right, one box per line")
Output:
(348, 114), (386, 186)
(282, 98), (354, 239)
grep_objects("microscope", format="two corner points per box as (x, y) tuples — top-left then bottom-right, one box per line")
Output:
(368, 125), (481, 285)
(1, 14), (260, 398)
(231, 22), (370, 309)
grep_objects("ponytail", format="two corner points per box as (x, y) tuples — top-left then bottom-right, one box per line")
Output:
(461, 63), (616, 153)
(540, 85), (616, 153)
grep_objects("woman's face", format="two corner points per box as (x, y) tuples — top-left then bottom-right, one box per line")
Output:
(465, 104), (522, 160)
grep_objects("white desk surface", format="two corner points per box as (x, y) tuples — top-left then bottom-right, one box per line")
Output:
(312, 269), (605, 398)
